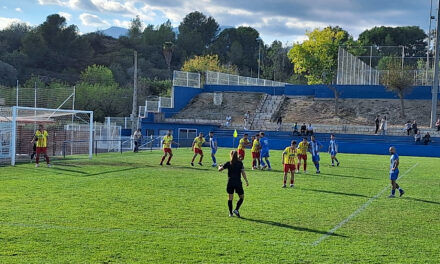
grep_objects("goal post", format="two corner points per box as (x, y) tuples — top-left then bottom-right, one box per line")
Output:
(9, 106), (93, 166)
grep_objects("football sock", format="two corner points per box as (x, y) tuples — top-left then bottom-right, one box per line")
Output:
(36, 156), (39, 164)
(283, 179), (286, 184)
(304, 163), (307, 171)
(391, 189), (396, 195)
(167, 156), (172, 163)
(290, 179), (294, 184)
(46, 156), (50, 164)
(212, 156), (216, 164)
(297, 163), (300, 170)
(315, 163), (319, 170)
(160, 156), (166, 164)
(236, 199), (244, 210)
(335, 158), (339, 163)
(260, 159), (266, 167)
(253, 160), (256, 167)
(266, 160), (271, 168)
(228, 200), (233, 214)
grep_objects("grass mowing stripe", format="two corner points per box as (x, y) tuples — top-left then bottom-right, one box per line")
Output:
(0, 221), (305, 246)
(311, 162), (419, 246)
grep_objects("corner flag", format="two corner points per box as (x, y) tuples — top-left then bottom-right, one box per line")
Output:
(233, 129), (238, 138)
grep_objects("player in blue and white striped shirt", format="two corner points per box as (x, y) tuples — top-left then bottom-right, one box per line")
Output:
(309, 135), (323, 173)
(328, 134), (340, 167)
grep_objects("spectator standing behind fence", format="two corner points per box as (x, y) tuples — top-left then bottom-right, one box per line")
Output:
(133, 129), (142, 152)
(374, 115), (380, 134)
(423, 132), (431, 145)
(306, 123), (314, 136)
(405, 121), (412, 136)
(300, 123), (307, 136)
(414, 130), (421, 143)
(436, 118), (440, 131)
(276, 116), (282, 131)
(380, 116), (387, 136)
(412, 120), (418, 135)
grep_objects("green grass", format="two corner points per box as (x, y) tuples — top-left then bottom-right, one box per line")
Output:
(1, 148), (439, 263)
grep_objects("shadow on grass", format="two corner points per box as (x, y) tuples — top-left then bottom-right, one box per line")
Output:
(302, 188), (369, 198)
(403, 197), (440, 205)
(240, 217), (347, 237)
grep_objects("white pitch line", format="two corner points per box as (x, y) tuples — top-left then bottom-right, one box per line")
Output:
(311, 162), (419, 246)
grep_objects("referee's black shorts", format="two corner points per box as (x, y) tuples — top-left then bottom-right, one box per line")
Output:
(227, 182), (244, 195)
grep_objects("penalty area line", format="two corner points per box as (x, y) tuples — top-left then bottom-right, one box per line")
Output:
(311, 162), (419, 246)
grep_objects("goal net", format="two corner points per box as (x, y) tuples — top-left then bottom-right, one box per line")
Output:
(0, 106), (93, 166)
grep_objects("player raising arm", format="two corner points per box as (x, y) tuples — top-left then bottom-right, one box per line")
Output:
(219, 150), (249, 217)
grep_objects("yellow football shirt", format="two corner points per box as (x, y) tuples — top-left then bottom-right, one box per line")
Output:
(251, 139), (260, 152)
(283, 147), (297, 164)
(237, 138), (249, 150)
(35, 130), (48, 148)
(297, 141), (309, 155)
(193, 137), (205, 149)
(163, 135), (173, 149)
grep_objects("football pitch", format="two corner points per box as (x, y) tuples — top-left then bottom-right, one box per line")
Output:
(1, 148), (439, 263)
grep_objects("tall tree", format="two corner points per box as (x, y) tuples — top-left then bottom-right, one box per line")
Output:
(288, 26), (352, 84)
(177, 11), (219, 58)
(381, 59), (414, 118)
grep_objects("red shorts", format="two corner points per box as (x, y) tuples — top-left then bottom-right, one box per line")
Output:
(283, 164), (296, 173)
(163, 148), (172, 154)
(194, 148), (203, 155)
(36, 147), (47, 155)
(238, 149), (245, 159)
(298, 154), (307, 161)
(252, 152), (260, 159)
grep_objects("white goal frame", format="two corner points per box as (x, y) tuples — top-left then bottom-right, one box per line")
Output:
(10, 106), (94, 166)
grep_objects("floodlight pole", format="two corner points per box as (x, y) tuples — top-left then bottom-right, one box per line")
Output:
(431, 0), (440, 128)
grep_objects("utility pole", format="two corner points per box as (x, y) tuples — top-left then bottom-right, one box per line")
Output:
(132, 50), (138, 131)
(427, 0), (434, 84)
(258, 39), (261, 79)
(431, 0), (440, 128)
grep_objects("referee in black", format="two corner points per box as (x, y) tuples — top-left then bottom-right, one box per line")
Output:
(218, 150), (249, 217)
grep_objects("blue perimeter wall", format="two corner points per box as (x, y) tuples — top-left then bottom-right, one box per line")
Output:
(160, 84), (439, 118)
(140, 121), (440, 158)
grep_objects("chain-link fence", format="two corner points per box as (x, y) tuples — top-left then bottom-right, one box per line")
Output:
(337, 46), (433, 86)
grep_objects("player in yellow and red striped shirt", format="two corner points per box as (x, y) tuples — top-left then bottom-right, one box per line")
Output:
(237, 133), (251, 160)
(191, 132), (206, 166)
(160, 130), (178, 166)
(297, 137), (309, 173)
(31, 124), (51, 168)
(282, 140), (298, 188)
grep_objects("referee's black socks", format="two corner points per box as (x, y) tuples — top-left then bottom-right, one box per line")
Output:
(228, 200), (233, 214)
(236, 199), (244, 211)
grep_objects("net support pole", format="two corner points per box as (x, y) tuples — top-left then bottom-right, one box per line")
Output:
(89, 111), (93, 159)
(431, 0), (440, 128)
(11, 106), (17, 166)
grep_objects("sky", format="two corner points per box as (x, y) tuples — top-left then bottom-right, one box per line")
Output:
(0, 0), (434, 45)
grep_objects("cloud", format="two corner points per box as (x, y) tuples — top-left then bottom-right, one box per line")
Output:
(15, 7), (22, 12)
(0, 17), (23, 29)
(79, 13), (110, 27)
(37, 0), (431, 43)
(113, 19), (131, 28)
(59, 12), (72, 21)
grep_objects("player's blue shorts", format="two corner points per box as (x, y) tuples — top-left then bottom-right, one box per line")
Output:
(330, 151), (337, 156)
(211, 148), (217, 154)
(312, 154), (320, 163)
(260, 150), (270, 158)
(390, 169), (399, 180)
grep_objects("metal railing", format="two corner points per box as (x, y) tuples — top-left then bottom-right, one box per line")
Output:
(206, 71), (285, 87)
(173, 70), (201, 88)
